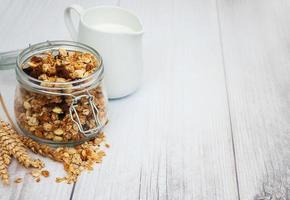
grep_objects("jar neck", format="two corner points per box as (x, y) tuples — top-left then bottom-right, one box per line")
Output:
(16, 66), (104, 96)
(15, 41), (104, 96)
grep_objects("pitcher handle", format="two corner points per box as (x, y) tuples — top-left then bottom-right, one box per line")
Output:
(64, 5), (84, 41)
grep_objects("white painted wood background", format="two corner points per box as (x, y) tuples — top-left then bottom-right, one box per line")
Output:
(0, 0), (290, 199)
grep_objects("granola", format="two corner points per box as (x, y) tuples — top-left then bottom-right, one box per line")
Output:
(0, 116), (108, 185)
(15, 48), (107, 143)
(22, 48), (99, 81)
(51, 133), (106, 184)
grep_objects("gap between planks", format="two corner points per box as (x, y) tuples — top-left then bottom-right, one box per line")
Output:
(215, 0), (241, 199)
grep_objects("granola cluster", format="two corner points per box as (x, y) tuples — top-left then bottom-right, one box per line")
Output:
(15, 48), (107, 143)
(53, 133), (107, 183)
(21, 131), (107, 184)
(22, 48), (99, 81)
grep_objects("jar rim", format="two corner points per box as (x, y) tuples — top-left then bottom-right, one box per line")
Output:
(15, 40), (104, 91)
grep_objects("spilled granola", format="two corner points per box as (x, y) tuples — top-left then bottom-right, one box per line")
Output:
(0, 118), (108, 185)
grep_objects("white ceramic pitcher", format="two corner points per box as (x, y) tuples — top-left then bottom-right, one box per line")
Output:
(64, 5), (143, 99)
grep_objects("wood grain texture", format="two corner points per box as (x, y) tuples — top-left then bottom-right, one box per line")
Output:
(0, 0), (78, 198)
(217, 0), (290, 199)
(0, 1), (118, 200)
(72, 0), (239, 199)
(0, 0), (119, 51)
(5, 0), (287, 199)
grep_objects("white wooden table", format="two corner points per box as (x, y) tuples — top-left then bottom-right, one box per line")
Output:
(0, 0), (290, 199)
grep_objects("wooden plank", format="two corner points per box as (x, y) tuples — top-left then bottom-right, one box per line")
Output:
(72, 0), (239, 199)
(0, 0), (77, 198)
(217, 0), (290, 199)
(0, 0), (119, 51)
(0, 1), (118, 200)
(0, 71), (74, 200)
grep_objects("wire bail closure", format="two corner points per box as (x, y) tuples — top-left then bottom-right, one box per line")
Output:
(69, 91), (102, 137)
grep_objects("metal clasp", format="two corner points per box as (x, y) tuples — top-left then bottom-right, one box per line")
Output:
(69, 92), (103, 137)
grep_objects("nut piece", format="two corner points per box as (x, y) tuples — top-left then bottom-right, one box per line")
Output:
(23, 101), (31, 110)
(28, 62), (38, 68)
(27, 117), (39, 126)
(52, 107), (63, 114)
(54, 129), (64, 136)
(82, 57), (91, 64)
(53, 136), (63, 142)
(47, 65), (56, 75)
(59, 48), (67, 57)
(82, 109), (90, 116)
(38, 74), (48, 80)
(42, 63), (51, 73)
(73, 69), (85, 79)
(55, 78), (66, 83)
(43, 123), (53, 131)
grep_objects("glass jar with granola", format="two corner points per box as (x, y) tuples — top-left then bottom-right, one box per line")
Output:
(14, 41), (108, 146)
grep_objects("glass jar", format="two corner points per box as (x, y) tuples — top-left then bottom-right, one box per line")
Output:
(14, 41), (108, 146)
